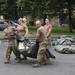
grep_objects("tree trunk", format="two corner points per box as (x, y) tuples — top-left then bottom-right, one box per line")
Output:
(13, 6), (18, 19)
(43, 14), (47, 25)
(67, 0), (72, 32)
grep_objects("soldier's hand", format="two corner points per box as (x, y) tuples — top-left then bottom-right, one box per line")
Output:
(12, 28), (15, 31)
(8, 36), (16, 39)
(14, 36), (16, 39)
(8, 36), (13, 39)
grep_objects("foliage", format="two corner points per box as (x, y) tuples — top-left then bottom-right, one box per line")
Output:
(17, 0), (52, 19)
(16, 0), (71, 19)
(0, 0), (75, 22)
(0, 0), (17, 19)
(0, 0), (7, 15)
(66, 15), (75, 29)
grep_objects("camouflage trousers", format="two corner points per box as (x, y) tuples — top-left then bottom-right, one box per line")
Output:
(6, 45), (20, 61)
(37, 41), (48, 63)
(47, 37), (51, 46)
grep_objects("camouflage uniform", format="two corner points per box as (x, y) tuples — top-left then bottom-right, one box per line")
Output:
(44, 24), (52, 46)
(36, 26), (48, 64)
(17, 24), (28, 36)
(4, 26), (20, 62)
(17, 24), (28, 59)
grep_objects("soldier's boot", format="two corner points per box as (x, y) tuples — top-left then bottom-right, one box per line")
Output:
(21, 54), (27, 60)
(14, 57), (17, 60)
(41, 60), (49, 65)
(4, 60), (11, 64)
(16, 55), (21, 63)
(32, 63), (41, 68)
(15, 57), (27, 60)
(16, 58), (21, 63)
(15, 56), (21, 60)
(21, 57), (27, 60)
(47, 58), (50, 61)
(44, 61), (48, 65)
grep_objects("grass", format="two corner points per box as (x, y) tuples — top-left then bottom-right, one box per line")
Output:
(28, 25), (37, 34)
(28, 25), (75, 37)
(0, 26), (75, 37)
(52, 27), (75, 37)
(0, 31), (4, 36)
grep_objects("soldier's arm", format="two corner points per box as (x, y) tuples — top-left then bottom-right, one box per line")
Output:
(36, 30), (40, 41)
(46, 28), (52, 38)
(24, 25), (28, 37)
(24, 28), (28, 37)
(46, 25), (52, 37)
(4, 34), (16, 39)
(4, 34), (10, 39)
(36, 34), (40, 41)
(11, 35), (16, 39)
(12, 28), (19, 35)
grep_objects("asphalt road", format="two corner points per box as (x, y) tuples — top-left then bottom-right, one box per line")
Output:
(0, 40), (75, 75)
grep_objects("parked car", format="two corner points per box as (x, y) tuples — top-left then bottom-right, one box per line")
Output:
(0, 19), (19, 31)
(10, 21), (18, 28)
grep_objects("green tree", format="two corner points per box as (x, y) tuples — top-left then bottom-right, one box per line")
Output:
(0, 0), (7, 16)
(17, 0), (75, 32)
(50, 0), (75, 32)
(0, 0), (18, 19)
(6, 0), (17, 19)
(17, 0), (51, 18)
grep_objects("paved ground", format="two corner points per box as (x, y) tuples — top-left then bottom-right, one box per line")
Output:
(0, 40), (75, 75)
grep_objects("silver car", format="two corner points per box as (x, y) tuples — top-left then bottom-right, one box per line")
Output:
(0, 20), (19, 31)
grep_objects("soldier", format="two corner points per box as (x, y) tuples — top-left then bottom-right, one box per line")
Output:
(4, 21), (21, 64)
(44, 18), (55, 59)
(44, 18), (52, 46)
(16, 18), (28, 60)
(17, 18), (28, 37)
(33, 20), (48, 67)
